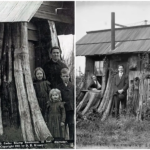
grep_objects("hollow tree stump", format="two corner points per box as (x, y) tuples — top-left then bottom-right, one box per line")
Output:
(97, 60), (115, 120)
(12, 23), (34, 141)
(20, 22), (53, 141)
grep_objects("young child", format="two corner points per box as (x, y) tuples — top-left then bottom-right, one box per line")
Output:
(57, 68), (74, 144)
(47, 89), (66, 140)
(33, 67), (51, 121)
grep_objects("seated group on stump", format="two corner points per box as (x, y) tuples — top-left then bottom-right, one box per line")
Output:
(88, 75), (101, 91)
(89, 65), (129, 119)
(33, 46), (74, 145)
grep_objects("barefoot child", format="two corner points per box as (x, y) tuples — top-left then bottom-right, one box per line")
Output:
(47, 89), (66, 140)
(33, 67), (51, 121)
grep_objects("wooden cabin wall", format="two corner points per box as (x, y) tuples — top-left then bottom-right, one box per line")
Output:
(28, 19), (50, 70)
(34, 1), (73, 24)
(35, 20), (50, 68)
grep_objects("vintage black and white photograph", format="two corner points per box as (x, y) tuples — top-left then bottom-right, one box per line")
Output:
(0, 1), (74, 149)
(76, 1), (150, 149)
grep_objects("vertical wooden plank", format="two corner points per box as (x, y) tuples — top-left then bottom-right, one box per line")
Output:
(101, 58), (109, 96)
(84, 56), (94, 89)
(8, 24), (12, 82)
(12, 23), (34, 141)
(48, 20), (59, 58)
(20, 22), (53, 141)
(0, 23), (4, 135)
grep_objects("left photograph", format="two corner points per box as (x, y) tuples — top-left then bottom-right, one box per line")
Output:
(0, 1), (74, 149)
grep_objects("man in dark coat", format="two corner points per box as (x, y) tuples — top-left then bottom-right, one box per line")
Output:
(113, 65), (129, 118)
(43, 46), (68, 88)
(88, 75), (101, 90)
(57, 68), (74, 143)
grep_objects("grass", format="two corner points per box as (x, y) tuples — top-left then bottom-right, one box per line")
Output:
(0, 126), (23, 142)
(76, 116), (150, 148)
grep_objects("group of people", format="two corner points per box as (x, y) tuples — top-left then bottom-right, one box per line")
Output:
(33, 46), (74, 143)
(88, 65), (129, 119)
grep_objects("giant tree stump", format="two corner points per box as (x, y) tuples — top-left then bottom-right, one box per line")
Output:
(97, 60), (115, 121)
(12, 23), (34, 141)
(20, 22), (53, 141)
(12, 23), (53, 141)
(76, 91), (89, 112)
(0, 23), (4, 135)
(82, 90), (101, 115)
(77, 90), (101, 115)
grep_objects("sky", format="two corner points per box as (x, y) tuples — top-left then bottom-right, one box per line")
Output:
(76, 1), (150, 74)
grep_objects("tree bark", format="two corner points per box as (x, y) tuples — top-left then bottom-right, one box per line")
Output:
(76, 57), (95, 108)
(0, 23), (4, 135)
(76, 92), (89, 112)
(0, 98), (2, 135)
(97, 60), (115, 120)
(84, 56), (94, 89)
(48, 20), (59, 59)
(12, 23), (34, 141)
(101, 76), (114, 121)
(81, 90), (101, 115)
(136, 74), (144, 121)
(20, 22), (53, 141)
(101, 58), (109, 96)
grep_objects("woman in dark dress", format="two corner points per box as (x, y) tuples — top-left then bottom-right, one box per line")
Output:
(43, 46), (68, 88)
(33, 67), (51, 121)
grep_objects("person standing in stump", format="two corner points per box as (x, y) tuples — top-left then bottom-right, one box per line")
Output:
(113, 65), (129, 118)
(33, 67), (51, 121)
(57, 68), (74, 146)
(43, 46), (68, 88)
(47, 89), (66, 140)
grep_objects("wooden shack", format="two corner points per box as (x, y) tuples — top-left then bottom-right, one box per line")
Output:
(76, 20), (150, 121)
(0, 1), (74, 141)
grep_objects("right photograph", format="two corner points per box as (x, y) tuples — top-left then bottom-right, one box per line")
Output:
(76, 1), (150, 149)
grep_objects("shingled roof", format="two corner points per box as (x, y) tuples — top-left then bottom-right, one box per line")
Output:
(0, 1), (42, 22)
(76, 25), (150, 56)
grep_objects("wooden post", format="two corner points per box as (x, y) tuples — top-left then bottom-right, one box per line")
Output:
(76, 56), (94, 106)
(8, 24), (12, 82)
(48, 20), (59, 59)
(97, 59), (115, 120)
(0, 23), (4, 135)
(84, 56), (94, 89)
(12, 23), (34, 141)
(101, 58), (109, 96)
(111, 12), (115, 50)
(20, 22), (53, 141)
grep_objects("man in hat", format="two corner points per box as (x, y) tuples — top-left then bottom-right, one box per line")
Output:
(113, 65), (129, 118)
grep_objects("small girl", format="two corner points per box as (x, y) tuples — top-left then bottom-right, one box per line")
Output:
(33, 67), (51, 121)
(47, 89), (66, 140)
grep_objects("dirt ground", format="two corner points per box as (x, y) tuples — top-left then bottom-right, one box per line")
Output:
(0, 126), (72, 149)
(76, 116), (150, 149)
